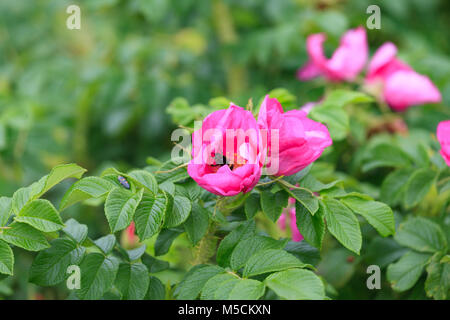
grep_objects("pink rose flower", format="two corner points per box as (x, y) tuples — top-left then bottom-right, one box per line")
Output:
(277, 208), (304, 242)
(297, 26), (368, 82)
(437, 120), (450, 166)
(188, 104), (264, 196)
(257, 95), (332, 176)
(366, 42), (442, 111)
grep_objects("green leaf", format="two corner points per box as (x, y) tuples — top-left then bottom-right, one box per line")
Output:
(295, 201), (325, 249)
(362, 144), (412, 172)
(340, 196), (395, 237)
(134, 190), (167, 241)
(94, 234), (116, 254)
(115, 262), (149, 300)
(60, 177), (115, 211)
(319, 90), (373, 108)
(14, 199), (64, 232)
(164, 195), (191, 228)
(142, 254), (169, 273)
(0, 197), (12, 227)
(230, 236), (287, 271)
(145, 276), (166, 300)
(216, 220), (255, 268)
(175, 181), (202, 201)
(365, 238), (408, 268)
(244, 249), (309, 277)
(285, 188), (318, 216)
(265, 268), (325, 300)
(154, 228), (183, 256)
(301, 175), (341, 192)
(244, 193), (260, 220)
(174, 264), (224, 300)
(387, 251), (432, 292)
(403, 168), (437, 208)
(155, 159), (189, 184)
(40, 163), (87, 196)
(29, 238), (85, 286)
(394, 217), (447, 253)
(228, 279), (265, 300)
(425, 253), (450, 300)
(310, 106), (348, 141)
(63, 219), (88, 244)
(284, 241), (321, 266)
(76, 253), (119, 300)
(201, 274), (265, 300)
(260, 190), (288, 222)
(0, 240), (13, 275)
(0, 222), (49, 251)
(380, 168), (414, 206)
(200, 273), (237, 300)
(127, 244), (147, 261)
(322, 199), (362, 255)
(317, 248), (357, 288)
(11, 181), (45, 215)
(127, 170), (158, 194)
(105, 188), (144, 233)
(184, 202), (209, 245)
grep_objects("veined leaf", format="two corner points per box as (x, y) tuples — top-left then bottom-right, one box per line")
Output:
(394, 217), (447, 253)
(76, 253), (119, 300)
(216, 220), (255, 268)
(403, 168), (437, 209)
(322, 199), (362, 255)
(164, 195), (191, 228)
(265, 268), (325, 300)
(134, 190), (167, 241)
(105, 188), (144, 233)
(295, 201), (325, 249)
(115, 262), (149, 300)
(243, 249), (309, 277)
(230, 236), (287, 271)
(60, 176), (115, 211)
(174, 264), (224, 300)
(184, 202), (209, 245)
(29, 238), (85, 286)
(0, 222), (49, 251)
(285, 188), (318, 216)
(260, 190), (288, 222)
(63, 219), (88, 244)
(0, 240), (14, 275)
(387, 251), (432, 292)
(0, 197), (12, 227)
(340, 196), (395, 237)
(127, 170), (158, 194)
(15, 199), (64, 232)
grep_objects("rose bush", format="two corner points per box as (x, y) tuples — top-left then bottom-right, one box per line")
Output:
(0, 1), (449, 302)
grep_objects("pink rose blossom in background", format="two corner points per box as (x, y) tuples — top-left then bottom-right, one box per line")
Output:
(437, 120), (450, 166)
(297, 26), (368, 82)
(366, 42), (442, 111)
(277, 208), (304, 242)
(188, 104), (264, 196)
(257, 95), (332, 176)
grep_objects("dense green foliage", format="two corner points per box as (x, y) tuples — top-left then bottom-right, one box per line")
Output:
(0, 0), (449, 300)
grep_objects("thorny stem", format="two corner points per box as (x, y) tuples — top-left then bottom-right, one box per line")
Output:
(437, 176), (450, 187)
(275, 178), (316, 196)
(154, 162), (188, 174)
(193, 223), (218, 265)
(256, 175), (285, 187)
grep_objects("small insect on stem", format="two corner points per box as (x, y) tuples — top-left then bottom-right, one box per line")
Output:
(118, 175), (130, 189)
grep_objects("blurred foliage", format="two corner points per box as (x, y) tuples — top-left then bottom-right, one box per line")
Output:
(0, 0), (449, 299)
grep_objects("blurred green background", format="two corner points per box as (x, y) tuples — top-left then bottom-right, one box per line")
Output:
(0, 0), (449, 299)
